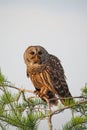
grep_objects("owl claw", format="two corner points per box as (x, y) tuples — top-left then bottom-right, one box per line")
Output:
(34, 90), (40, 95)
(34, 90), (49, 98)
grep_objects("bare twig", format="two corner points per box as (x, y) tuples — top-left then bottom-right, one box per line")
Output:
(0, 84), (34, 94)
(49, 95), (87, 102)
(47, 115), (53, 130)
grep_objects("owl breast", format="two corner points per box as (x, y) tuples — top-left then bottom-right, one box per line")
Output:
(29, 67), (54, 93)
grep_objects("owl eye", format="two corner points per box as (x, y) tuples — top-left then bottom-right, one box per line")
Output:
(30, 51), (35, 55)
(38, 51), (42, 55)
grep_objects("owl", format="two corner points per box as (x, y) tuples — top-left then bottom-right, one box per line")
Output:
(24, 45), (73, 106)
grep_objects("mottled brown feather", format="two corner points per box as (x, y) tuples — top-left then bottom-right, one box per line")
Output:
(24, 45), (72, 106)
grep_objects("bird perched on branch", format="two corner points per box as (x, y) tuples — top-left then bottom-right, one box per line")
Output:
(24, 45), (73, 106)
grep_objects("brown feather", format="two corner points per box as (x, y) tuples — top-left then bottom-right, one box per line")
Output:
(24, 46), (73, 106)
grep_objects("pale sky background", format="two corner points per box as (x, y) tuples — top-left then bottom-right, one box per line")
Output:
(0, 0), (87, 130)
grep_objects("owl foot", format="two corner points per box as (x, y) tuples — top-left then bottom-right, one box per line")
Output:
(34, 90), (40, 96)
(38, 91), (49, 99)
(34, 90), (47, 98)
(39, 87), (49, 97)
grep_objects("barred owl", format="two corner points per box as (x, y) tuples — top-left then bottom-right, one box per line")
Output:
(24, 45), (72, 106)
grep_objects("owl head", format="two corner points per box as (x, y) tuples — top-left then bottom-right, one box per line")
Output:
(24, 45), (49, 66)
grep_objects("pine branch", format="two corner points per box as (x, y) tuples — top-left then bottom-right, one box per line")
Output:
(0, 70), (87, 130)
(1, 82), (87, 130)
(63, 116), (87, 130)
(49, 99), (87, 117)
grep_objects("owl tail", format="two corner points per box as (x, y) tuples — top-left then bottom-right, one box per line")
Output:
(42, 95), (58, 106)
(46, 91), (58, 106)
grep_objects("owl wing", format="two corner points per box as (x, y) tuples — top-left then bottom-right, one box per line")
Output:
(49, 54), (72, 105)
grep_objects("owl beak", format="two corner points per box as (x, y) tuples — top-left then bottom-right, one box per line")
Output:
(34, 55), (39, 63)
(34, 55), (42, 64)
(35, 55), (38, 61)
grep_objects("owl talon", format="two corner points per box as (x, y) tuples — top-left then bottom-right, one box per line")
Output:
(34, 90), (39, 95)
(39, 93), (50, 100)
(38, 92), (44, 98)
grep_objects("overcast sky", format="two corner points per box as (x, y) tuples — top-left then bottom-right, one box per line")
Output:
(0, 0), (87, 130)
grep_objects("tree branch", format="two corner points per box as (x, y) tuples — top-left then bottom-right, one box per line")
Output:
(50, 99), (87, 117)
(47, 115), (53, 130)
(0, 84), (34, 94)
(1, 83), (87, 130)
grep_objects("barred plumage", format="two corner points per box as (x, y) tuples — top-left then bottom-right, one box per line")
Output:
(24, 45), (72, 106)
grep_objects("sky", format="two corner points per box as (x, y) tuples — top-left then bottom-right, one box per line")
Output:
(0, 0), (87, 130)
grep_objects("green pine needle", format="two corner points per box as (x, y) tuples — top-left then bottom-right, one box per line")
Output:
(0, 70), (6, 84)
(63, 116), (87, 130)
